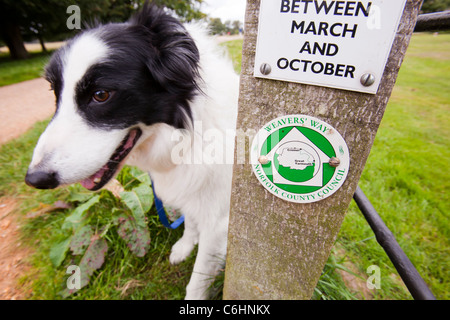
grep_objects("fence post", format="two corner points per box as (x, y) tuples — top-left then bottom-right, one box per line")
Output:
(223, 0), (423, 299)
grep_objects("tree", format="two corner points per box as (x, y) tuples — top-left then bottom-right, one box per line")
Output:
(420, 0), (450, 13)
(208, 17), (242, 35)
(151, 0), (205, 21)
(232, 20), (243, 34)
(208, 17), (227, 35)
(0, 0), (33, 59)
(0, 0), (205, 60)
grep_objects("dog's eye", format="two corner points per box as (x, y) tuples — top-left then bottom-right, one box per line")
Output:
(92, 90), (110, 103)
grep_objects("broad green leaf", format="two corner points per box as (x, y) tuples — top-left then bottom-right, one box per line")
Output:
(79, 237), (108, 290)
(120, 183), (153, 227)
(80, 237), (108, 275)
(128, 166), (151, 185)
(67, 184), (97, 203)
(70, 225), (94, 255)
(63, 195), (101, 228)
(49, 238), (71, 267)
(117, 214), (151, 257)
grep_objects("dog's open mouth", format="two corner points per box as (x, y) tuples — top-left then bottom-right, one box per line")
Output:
(81, 128), (142, 191)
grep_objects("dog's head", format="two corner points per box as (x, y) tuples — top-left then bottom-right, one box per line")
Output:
(25, 4), (199, 191)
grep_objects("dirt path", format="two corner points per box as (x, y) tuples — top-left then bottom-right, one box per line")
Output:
(0, 198), (33, 299)
(0, 78), (55, 145)
(0, 75), (55, 299)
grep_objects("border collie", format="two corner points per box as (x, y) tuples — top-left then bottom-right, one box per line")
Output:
(25, 4), (239, 299)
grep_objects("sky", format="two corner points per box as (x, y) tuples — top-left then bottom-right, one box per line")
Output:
(201, 0), (246, 23)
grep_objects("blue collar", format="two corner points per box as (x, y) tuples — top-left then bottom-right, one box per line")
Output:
(149, 175), (184, 229)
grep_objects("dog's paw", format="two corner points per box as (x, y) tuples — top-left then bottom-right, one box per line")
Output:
(169, 238), (195, 265)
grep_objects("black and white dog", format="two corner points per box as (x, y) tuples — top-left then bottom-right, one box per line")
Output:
(25, 4), (239, 299)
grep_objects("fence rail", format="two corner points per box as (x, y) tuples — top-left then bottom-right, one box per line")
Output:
(353, 187), (436, 300)
(414, 10), (450, 32)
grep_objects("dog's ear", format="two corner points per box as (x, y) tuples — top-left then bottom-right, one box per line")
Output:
(130, 3), (200, 96)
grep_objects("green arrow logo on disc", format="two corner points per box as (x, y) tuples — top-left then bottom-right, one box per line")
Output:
(251, 115), (350, 203)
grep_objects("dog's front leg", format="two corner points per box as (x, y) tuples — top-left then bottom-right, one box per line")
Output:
(170, 215), (199, 264)
(184, 216), (228, 300)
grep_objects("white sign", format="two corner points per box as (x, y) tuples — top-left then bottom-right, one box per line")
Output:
(254, 0), (407, 94)
(251, 115), (350, 203)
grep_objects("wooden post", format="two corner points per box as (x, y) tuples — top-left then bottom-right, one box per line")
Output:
(224, 0), (423, 299)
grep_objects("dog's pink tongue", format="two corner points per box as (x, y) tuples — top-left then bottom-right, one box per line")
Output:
(80, 166), (108, 190)
(80, 178), (96, 190)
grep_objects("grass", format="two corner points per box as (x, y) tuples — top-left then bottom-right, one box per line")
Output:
(221, 40), (243, 74)
(0, 33), (448, 300)
(0, 51), (53, 87)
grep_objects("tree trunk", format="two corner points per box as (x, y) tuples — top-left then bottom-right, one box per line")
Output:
(0, 22), (29, 60)
(37, 33), (47, 53)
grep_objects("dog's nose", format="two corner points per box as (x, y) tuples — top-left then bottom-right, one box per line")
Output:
(25, 170), (60, 189)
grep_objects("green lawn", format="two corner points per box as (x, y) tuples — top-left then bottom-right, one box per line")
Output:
(0, 51), (53, 87)
(221, 40), (243, 74)
(0, 33), (448, 300)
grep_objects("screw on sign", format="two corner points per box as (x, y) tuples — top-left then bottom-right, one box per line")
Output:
(360, 73), (376, 87)
(260, 63), (272, 75)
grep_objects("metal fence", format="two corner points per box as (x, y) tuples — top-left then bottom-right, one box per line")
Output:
(353, 187), (436, 300)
